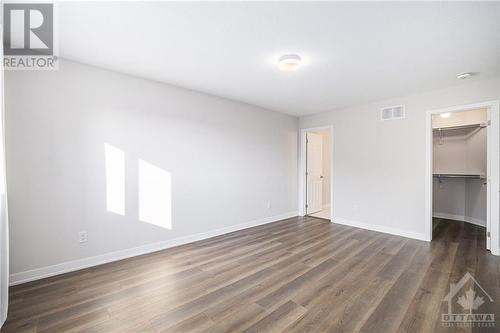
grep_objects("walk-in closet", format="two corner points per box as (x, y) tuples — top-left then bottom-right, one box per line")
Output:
(432, 108), (489, 247)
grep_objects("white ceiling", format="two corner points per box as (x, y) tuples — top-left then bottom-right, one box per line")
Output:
(57, 1), (500, 116)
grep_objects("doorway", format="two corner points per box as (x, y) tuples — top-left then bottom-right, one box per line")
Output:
(300, 126), (333, 220)
(425, 101), (500, 255)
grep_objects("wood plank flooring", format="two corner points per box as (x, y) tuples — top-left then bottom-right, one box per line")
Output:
(2, 216), (499, 332)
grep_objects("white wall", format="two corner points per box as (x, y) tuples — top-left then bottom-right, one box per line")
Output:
(433, 129), (487, 175)
(433, 178), (487, 226)
(299, 77), (500, 240)
(5, 59), (298, 281)
(432, 109), (487, 175)
(433, 178), (467, 218)
(466, 179), (487, 225)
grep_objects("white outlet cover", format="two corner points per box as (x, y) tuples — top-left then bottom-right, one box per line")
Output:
(78, 231), (88, 243)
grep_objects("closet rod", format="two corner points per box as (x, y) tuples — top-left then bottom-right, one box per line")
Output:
(433, 173), (487, 184)
(433, 173), (485, 179)
(433, 123), (487, 132)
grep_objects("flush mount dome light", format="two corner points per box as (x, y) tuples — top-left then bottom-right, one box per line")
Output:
(440, 112), (451, 118)
(278, 54), (301, 72)
(457, 72), (472, 80)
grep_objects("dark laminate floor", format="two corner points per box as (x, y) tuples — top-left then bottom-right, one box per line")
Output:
(2, 216), (499, 332)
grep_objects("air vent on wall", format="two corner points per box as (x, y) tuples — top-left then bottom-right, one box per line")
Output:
(381, 105), (405, 121)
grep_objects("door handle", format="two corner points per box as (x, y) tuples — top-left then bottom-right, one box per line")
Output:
(320, 175), (324, 179)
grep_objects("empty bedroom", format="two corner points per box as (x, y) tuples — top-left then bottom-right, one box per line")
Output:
(0, 1), (500, 332)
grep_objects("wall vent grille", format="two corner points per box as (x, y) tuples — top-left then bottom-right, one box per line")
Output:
(381, 105), (405, 120)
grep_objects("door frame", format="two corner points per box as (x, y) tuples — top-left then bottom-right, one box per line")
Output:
(299, 125), (334, 221)
(425, 100), (500, 255)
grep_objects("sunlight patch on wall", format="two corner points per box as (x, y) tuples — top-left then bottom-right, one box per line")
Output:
(138, 160), (172, 229)
(104, 144), (125, 215)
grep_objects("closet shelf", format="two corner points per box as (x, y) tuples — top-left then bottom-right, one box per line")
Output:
(432, 123), (486, 132)
(433, 173), (486, 180)
(433, 123), (486, 145)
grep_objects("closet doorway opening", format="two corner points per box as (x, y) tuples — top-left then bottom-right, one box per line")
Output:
(425, 101), (500, 255)
(300, 126), (333, 221)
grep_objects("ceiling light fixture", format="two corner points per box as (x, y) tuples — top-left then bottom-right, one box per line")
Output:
(456, 72), (472, 80)
(278, 54), (301, 72)
(440, 112), (451, 118)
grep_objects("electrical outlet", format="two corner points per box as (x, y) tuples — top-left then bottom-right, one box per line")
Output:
(78, 231), (88, 243)
(266, 201), (271, 209)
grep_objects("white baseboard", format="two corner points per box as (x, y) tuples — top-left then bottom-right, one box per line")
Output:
(9, 211), (298, 286)
(433, 212), (464, 222)
(332, 217), (427, 241)
(433, 212), (486, 227)
(464, 216), (486, 227)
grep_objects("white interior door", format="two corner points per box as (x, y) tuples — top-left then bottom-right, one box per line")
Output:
(307, 133), (323, 214)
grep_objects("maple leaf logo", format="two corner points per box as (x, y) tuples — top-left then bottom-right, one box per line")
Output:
(457, 288), (484, 312)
